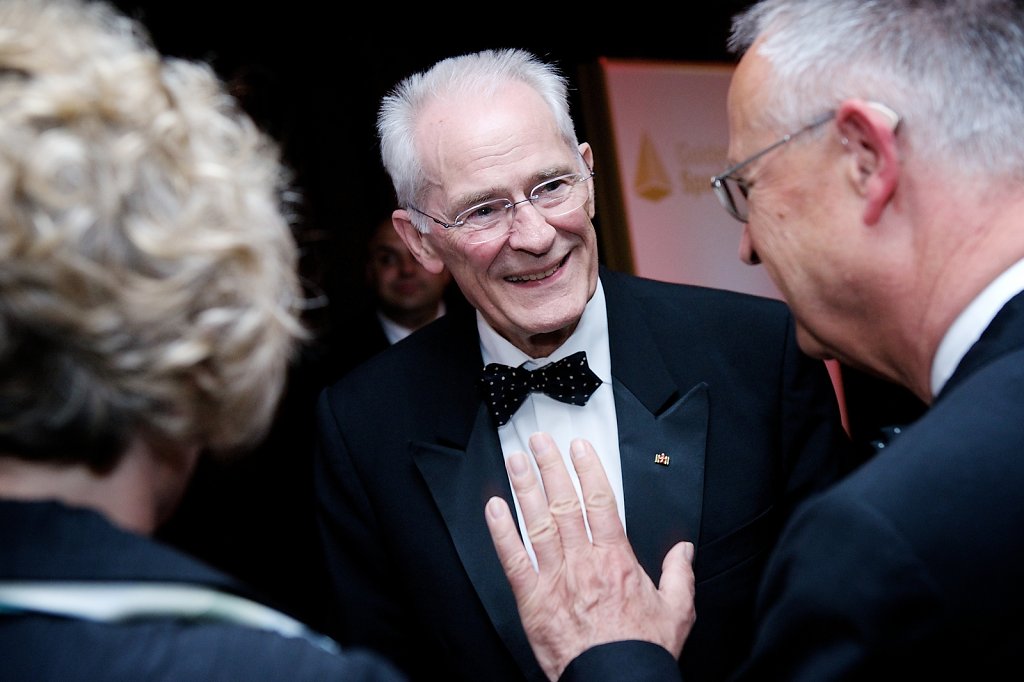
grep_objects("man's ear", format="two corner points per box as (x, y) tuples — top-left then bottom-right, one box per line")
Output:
(836, 100), (901, 225)
(578, 142), (596, 219)
(392, 209), (446, 275)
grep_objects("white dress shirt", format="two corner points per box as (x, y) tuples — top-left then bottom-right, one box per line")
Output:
(931, 258), (1024, 397)
(478, 280), (623, 568)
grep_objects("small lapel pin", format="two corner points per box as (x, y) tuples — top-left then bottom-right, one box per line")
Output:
(654, 452), (670, 466)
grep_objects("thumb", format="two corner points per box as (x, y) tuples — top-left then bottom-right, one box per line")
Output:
(659, 541), (696, 612)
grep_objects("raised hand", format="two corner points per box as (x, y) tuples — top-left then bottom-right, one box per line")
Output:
(485, 432), (696, 681)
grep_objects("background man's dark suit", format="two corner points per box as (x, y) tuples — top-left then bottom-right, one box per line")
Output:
(313, 266), (853, 682)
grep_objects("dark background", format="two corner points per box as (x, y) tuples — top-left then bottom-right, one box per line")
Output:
(109, 2), (757, 315)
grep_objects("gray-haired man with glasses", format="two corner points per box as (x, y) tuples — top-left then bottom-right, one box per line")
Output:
(312, 47), (854, 682)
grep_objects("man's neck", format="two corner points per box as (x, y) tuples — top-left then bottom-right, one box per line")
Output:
(0, 438), (197, 535)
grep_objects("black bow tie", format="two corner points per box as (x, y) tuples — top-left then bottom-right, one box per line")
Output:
(479, 350), (602, 427)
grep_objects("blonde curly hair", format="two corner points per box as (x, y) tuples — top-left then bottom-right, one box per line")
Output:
(0, 0), (306, 469)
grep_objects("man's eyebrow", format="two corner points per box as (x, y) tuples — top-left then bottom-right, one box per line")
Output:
(444, 159), (579, 211)
(449, 186), (506, 212)
(460, 166), (577, 204)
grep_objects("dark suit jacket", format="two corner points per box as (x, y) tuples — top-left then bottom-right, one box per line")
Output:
(0, 499), (404, 681)
(731, 290), (1024, 679)
(325, 304), (392, 381)
(322, 284), (470, 382)
(571, 290), (1024, 681)
(313, 267), (852, 682)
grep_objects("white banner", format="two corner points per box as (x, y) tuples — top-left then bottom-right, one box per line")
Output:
(600, 59), (781, 301)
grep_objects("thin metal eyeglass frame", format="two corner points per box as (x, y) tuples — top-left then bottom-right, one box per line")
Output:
(408, 163), (595, 233)
(710, 110), (836, 223)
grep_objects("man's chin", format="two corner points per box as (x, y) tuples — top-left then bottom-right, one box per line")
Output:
(794, 327), (834, 361)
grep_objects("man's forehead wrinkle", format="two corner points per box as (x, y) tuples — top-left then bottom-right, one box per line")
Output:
(414, 89), (574, 213)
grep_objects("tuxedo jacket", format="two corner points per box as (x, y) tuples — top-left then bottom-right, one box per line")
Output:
(324, 284), (470, 383)
(313, 267), (852, 682)
(0, 500), (404, 681)
(326, 304), (392, 381)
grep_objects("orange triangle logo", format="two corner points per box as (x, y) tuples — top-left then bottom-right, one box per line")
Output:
(634, 131), (671, 202)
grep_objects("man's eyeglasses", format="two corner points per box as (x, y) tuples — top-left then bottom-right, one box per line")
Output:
(711, 102), (902, 223)
(710, 111), (836, 223)
(409, 166), (595, 245)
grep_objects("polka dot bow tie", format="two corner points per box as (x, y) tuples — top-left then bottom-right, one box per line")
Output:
(478, 350), (603, 427)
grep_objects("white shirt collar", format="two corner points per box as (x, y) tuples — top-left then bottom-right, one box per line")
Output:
(477, 278), (610, 382)
(931, 257), (1024, 397)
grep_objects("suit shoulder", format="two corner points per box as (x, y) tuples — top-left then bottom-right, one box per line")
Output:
(605, 267), (781, 302)
(321, 309), (480, 399)
(603, 269), (791, 325)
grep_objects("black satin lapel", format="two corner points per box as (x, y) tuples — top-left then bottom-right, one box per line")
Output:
(616, 380), (709, 584)
(411, 406), (546, 681)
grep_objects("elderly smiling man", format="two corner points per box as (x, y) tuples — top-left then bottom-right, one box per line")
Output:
(312, 46), (853, 682)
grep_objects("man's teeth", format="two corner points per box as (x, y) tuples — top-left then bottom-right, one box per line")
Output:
(508, 263), (559, 282)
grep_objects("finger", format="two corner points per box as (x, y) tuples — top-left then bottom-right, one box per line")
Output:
(504, 449), (564, 568)
(485, 496), (538, 596)
(569, 438), (627, 545)
(528, 433), (591, 551)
